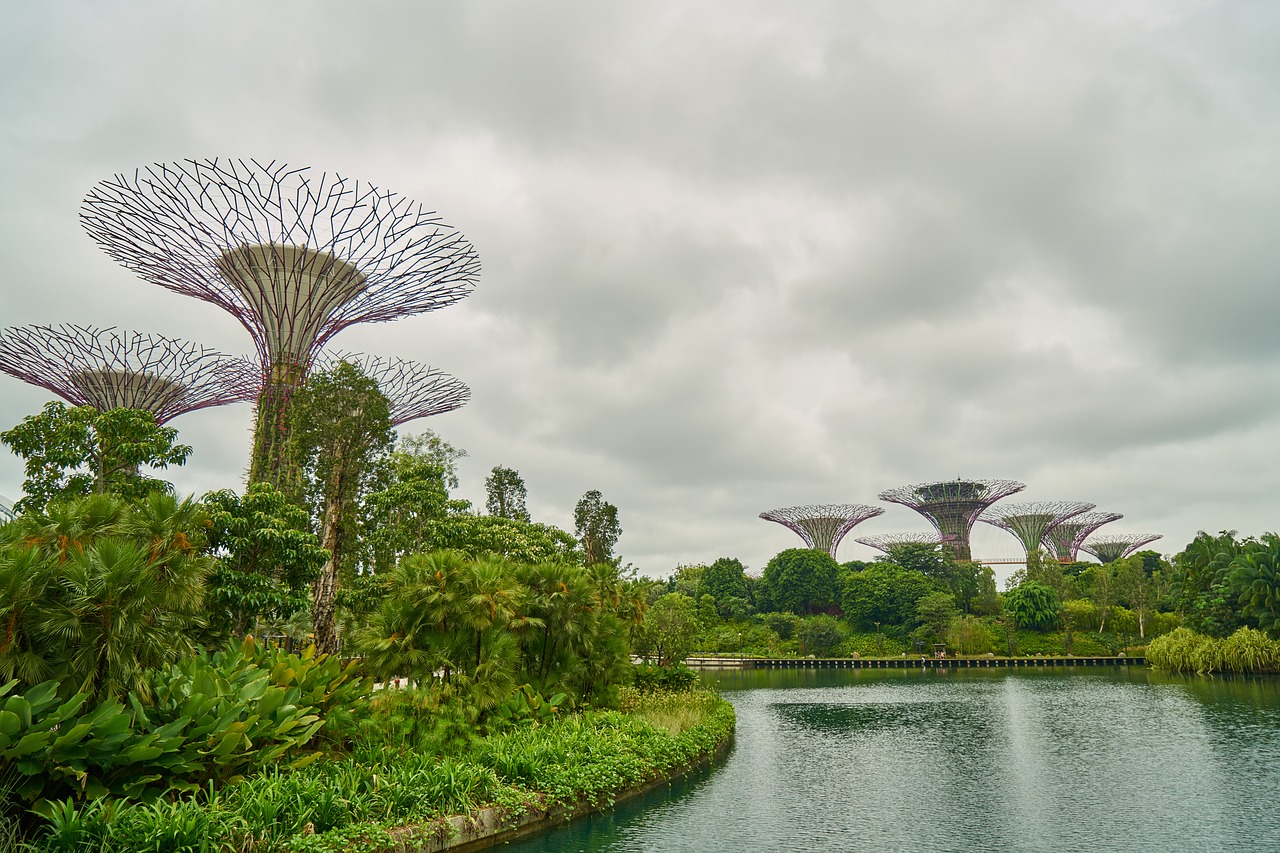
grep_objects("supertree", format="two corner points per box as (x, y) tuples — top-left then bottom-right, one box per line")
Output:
(1042, 512), (1123, 562)
(80, 158), (480, 485)
(1080, 534), (1163, 564)
(0, 324), (258, 423)
(316, 353), (470, 426)
(759, 504), (885, 558)
(0, 494), (15, 522)
(980, 501), (1095, 561)
(854, 532), (943, 553)
(877, 478), (1025, 561)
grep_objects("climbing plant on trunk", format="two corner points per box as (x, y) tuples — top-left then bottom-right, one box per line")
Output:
(288, 361), (394, 655)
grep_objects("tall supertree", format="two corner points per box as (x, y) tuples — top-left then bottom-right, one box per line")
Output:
(1080, 534), (1163, 564)
(316, 353), (470, 426)
(980, 501), (1095, 561)
(0, 324), (258, 423)
(1043, 511), (1123, 562)
(877, 478), (1025, 561)
(759, 504), (885, 558)
(854, 532), (943, 553)
(80, 158), (480, 486)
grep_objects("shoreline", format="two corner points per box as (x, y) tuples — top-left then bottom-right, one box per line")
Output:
(385, 728), (736, 853)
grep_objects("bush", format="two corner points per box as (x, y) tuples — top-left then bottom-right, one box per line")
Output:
(631, 663), (698, 693)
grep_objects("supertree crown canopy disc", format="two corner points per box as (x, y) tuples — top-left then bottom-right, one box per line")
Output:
(877, 478), (1025, 542)
(316, 352), (469, 426)
(759, 503), (885, 557)
(0, 323), (259, 423)
(1080, 534), (1163, 564)
(1043, 511), (1123, 561)
(980, 500), (1095, 557)
(80, 158), (481, 370)
(854, 532), (944, 553)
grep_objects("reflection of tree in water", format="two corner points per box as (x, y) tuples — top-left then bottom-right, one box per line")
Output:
(770, 701), (966, 735)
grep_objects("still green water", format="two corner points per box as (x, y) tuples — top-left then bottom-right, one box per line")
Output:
(498, 667), (1280, 852)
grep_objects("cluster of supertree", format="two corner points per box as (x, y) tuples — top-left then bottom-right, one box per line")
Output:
(1, 158), (478, 487)
(761, 477), (1160, 564)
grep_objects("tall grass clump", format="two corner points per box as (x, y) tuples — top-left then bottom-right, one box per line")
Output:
(1148, 626), (1280, 674)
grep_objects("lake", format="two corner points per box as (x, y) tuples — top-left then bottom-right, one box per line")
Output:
(498, 666), (1280, 852)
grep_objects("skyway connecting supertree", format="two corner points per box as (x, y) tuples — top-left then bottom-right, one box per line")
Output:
(316, 353), (470, 426)
(1080, 534), (1163, 564)
(877, 478), (1025, 561)
(854, 532), (943, 553)
(759, 504), (885, 558)
(1042, 511), (1122, 562)
(0, 324), (258, 423)
(980, 501), (1095, 562)
(80, 158), (480, 485)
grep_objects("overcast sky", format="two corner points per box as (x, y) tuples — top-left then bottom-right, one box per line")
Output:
(2, 1), (1278, 581)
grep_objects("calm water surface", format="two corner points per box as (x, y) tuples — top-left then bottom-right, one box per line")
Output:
(498, 667), (1280, 852)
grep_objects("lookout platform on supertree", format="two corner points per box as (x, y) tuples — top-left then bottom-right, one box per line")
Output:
(877, 478), (1025, 561)
(980, 501), (1095, 562)
(1043, 512), (1123, 562)
(759, 504), (885, 558)
(1080, 534), (1163, 564)
(79, 158), (480, 484)
(0, 324), (257, 423)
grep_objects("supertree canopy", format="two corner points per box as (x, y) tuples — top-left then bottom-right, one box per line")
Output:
(1042, 511), (1123, 562)
(854, 532), (944, 553)
(877, 478), (1025, 561)
(1080, 534), (1163, 564)
(980, 501), (1095, 560)
(759, 504), (885, 558)
(0, 324), (258, 423)
(80, 158), (480, 484)
(316, 353), (470, 426)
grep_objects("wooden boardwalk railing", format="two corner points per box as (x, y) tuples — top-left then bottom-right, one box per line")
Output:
(685, 655), (1143, 669)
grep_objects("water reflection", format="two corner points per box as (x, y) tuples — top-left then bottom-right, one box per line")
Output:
(499, 668), (1280, 852)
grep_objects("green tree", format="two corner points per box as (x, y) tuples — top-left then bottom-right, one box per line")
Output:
(362, 442), (452, 573)
(1173, 531), (1245, 637)
(760, 548), (840, 615)
(841, 561), (935, 631)
(913, 591), (959, 646)
(1004, 580), (1061, 632)
(485, 465), (530, 522)
(1230, 533), (1280, 636)
(1, 402), (190, 513)
(202, 483), (329, 642)
(398, 429), (467, 490)
(638, 593), (700, 666)
(574, 489), (621, 566)
(0, 493), (210, 698)
(429, 514), (580, 564)
(1115, 555), (1167, 639)
(799, 614), (844, 657)
(701, 557), (750, 611)
(289, 361), (395, 655)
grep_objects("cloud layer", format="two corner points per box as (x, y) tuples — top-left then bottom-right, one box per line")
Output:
(2, 1), (1277, 579)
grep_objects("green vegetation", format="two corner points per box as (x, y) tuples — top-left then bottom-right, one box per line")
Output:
(0, 389), (735, 850)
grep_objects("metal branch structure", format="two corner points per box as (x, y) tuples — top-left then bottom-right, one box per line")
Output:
(316, 352), (470, 426)
(80, 158), (481, 484)
(759, 504), (886, 558)
(854, 532), (944, 553)
(877, 478), (1025, 561)
(0, 494), (15, 523)
(1080, 534), (1163, 564)
(1042, 512), (1123, 562)
(980, 501), (1095, 561)
(0, 324), (258, 423)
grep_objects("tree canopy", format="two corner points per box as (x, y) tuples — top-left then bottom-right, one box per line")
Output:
(485, 465), (530, 522)
(760, 548), (840, 615)
(574, 489), (621, 566)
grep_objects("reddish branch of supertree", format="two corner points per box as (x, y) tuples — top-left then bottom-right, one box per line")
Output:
(759, 504), (885, 558)
(877, 478), (1025, 561)
(1080, 534), (1163, 564)
(1042, 512), (1123, 562)
(854, 532), (944, 553)
(316, 352), (469, 426)
(0, 324), (258, 423)
(980, 501), (1095, 560)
